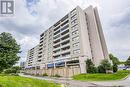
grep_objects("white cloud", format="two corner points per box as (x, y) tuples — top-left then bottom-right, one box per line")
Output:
(0, 0), (130, 62)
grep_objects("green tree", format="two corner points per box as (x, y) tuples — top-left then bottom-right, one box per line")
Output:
(98, 59), (112, 73)
(98, 65), (105, 73)
(109, 54), (119, 65)
(0, 32), (20, 72)
(86, 59), (97, 73)
(109, 54), (119, 72)
(126, 56), (130, 67)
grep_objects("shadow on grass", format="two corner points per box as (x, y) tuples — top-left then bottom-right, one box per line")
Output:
(0, 85), (3, 87)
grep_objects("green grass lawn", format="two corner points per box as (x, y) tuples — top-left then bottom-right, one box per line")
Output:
(0, 75), (60, 87)
(73, 70), (130, 81)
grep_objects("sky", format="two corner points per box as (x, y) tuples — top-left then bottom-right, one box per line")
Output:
(0, 0), (130, 63)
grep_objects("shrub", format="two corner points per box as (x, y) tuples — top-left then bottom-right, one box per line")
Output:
(10, 73), (19, 76)
(86, 59), (98, 73)
(35, 73), (39, 76)
(4, 69), (12, 74)
(113, 64), (118, 73)
(54, 74), (61, 77)
(43, 73), (48, 76)
(98, 65), (106, 73)
(3, 66), (20, 74)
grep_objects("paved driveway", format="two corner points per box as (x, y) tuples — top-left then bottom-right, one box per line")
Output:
(19, 74), (98, 87)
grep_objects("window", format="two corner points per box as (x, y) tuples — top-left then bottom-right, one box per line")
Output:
(73, 42), (79, 47)
(71, 14), (77, 20)
(71, 24), (78, 31)
(72, 36), (79, 41)
(61, 25), (69, 31)
(73, 49), (80, 54)
(72, 30), (78, 35)
(70, 8), (76, 15)
(53, 34), (60, 39)
(71, 19), (77, 25)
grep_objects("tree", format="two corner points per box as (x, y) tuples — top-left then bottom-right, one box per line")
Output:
(98, 65), (105, 73)
(109, 54), (119, 72)
(98, 59), (112, 73)
(0, 32), (20, 72)
(126, 56), (130, 67)
(86, 59), (97, 73)
(109, 54), (119, 65)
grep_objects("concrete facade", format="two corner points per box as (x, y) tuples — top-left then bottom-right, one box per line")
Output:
(25, 6), (109, 77)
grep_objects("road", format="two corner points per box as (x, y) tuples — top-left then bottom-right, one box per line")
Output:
(19, 74), (99, 87)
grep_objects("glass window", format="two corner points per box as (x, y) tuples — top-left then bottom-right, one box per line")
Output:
(70, 8), (76, 15)
(71, 19), (77, 25)
(73, 49), (80, 54)
(72, 36), (79, 41)
(71, 14), (77, 20)
(73, 42), (79, 47)
(72, 30), (79, 35)
(71, 24), (78, 31)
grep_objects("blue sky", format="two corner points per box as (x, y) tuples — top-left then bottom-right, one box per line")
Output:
(0, 0), (130, 63)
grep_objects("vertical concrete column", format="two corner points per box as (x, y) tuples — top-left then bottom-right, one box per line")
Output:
(45, 64), (48, 69)
(79, 56), (87, 73)
(54, 63), (56, 69)
(65, 61), (68, 77)
(65, 61), (67, 67)
(54, 63), (56, 76)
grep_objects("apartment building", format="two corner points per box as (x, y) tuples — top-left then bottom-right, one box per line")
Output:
(25, 6), (109, 77)
(26, 45), (39, 69)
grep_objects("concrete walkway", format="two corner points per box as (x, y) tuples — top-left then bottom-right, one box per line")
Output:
(91, 75), (130, 87)
(19, 74), (98, 87)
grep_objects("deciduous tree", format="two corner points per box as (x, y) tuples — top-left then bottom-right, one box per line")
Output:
(0, 32), (20, 72)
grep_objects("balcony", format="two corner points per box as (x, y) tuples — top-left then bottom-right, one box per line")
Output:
(53, 46), (60, 51)
(53, 51), (61, 56)
(71, 14), (77, 21)
(61, 20), (69, 26)
(61, 23), (69, 30)
(61, 29), (69, 36)
(61, 46), (70, 54)
(61, 43), (70, 48)
(53, 34), (60, 40)
(40, 33), (44, 37)
(54, 20), (60, 27)
(54, 26), (60, 32)
(39, 44), (43, 47)
(54, 30), (60, 36)
(61, 34), (69, 41)
(38, 51), (42, 54)
(60, 38), (70, 44)
(66, 60), (79, 66)
(61, 49), (70, 54)
(53, 39), (60, 44)
(53, 55), (61, 59)
(61, 14), (69, 22)
(53, 44), (60, 48)
(40, 37), (44, 41)
(53, 48), (60, 53)
(38, 55), (42, 58)
(70, 8), (77, 16)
